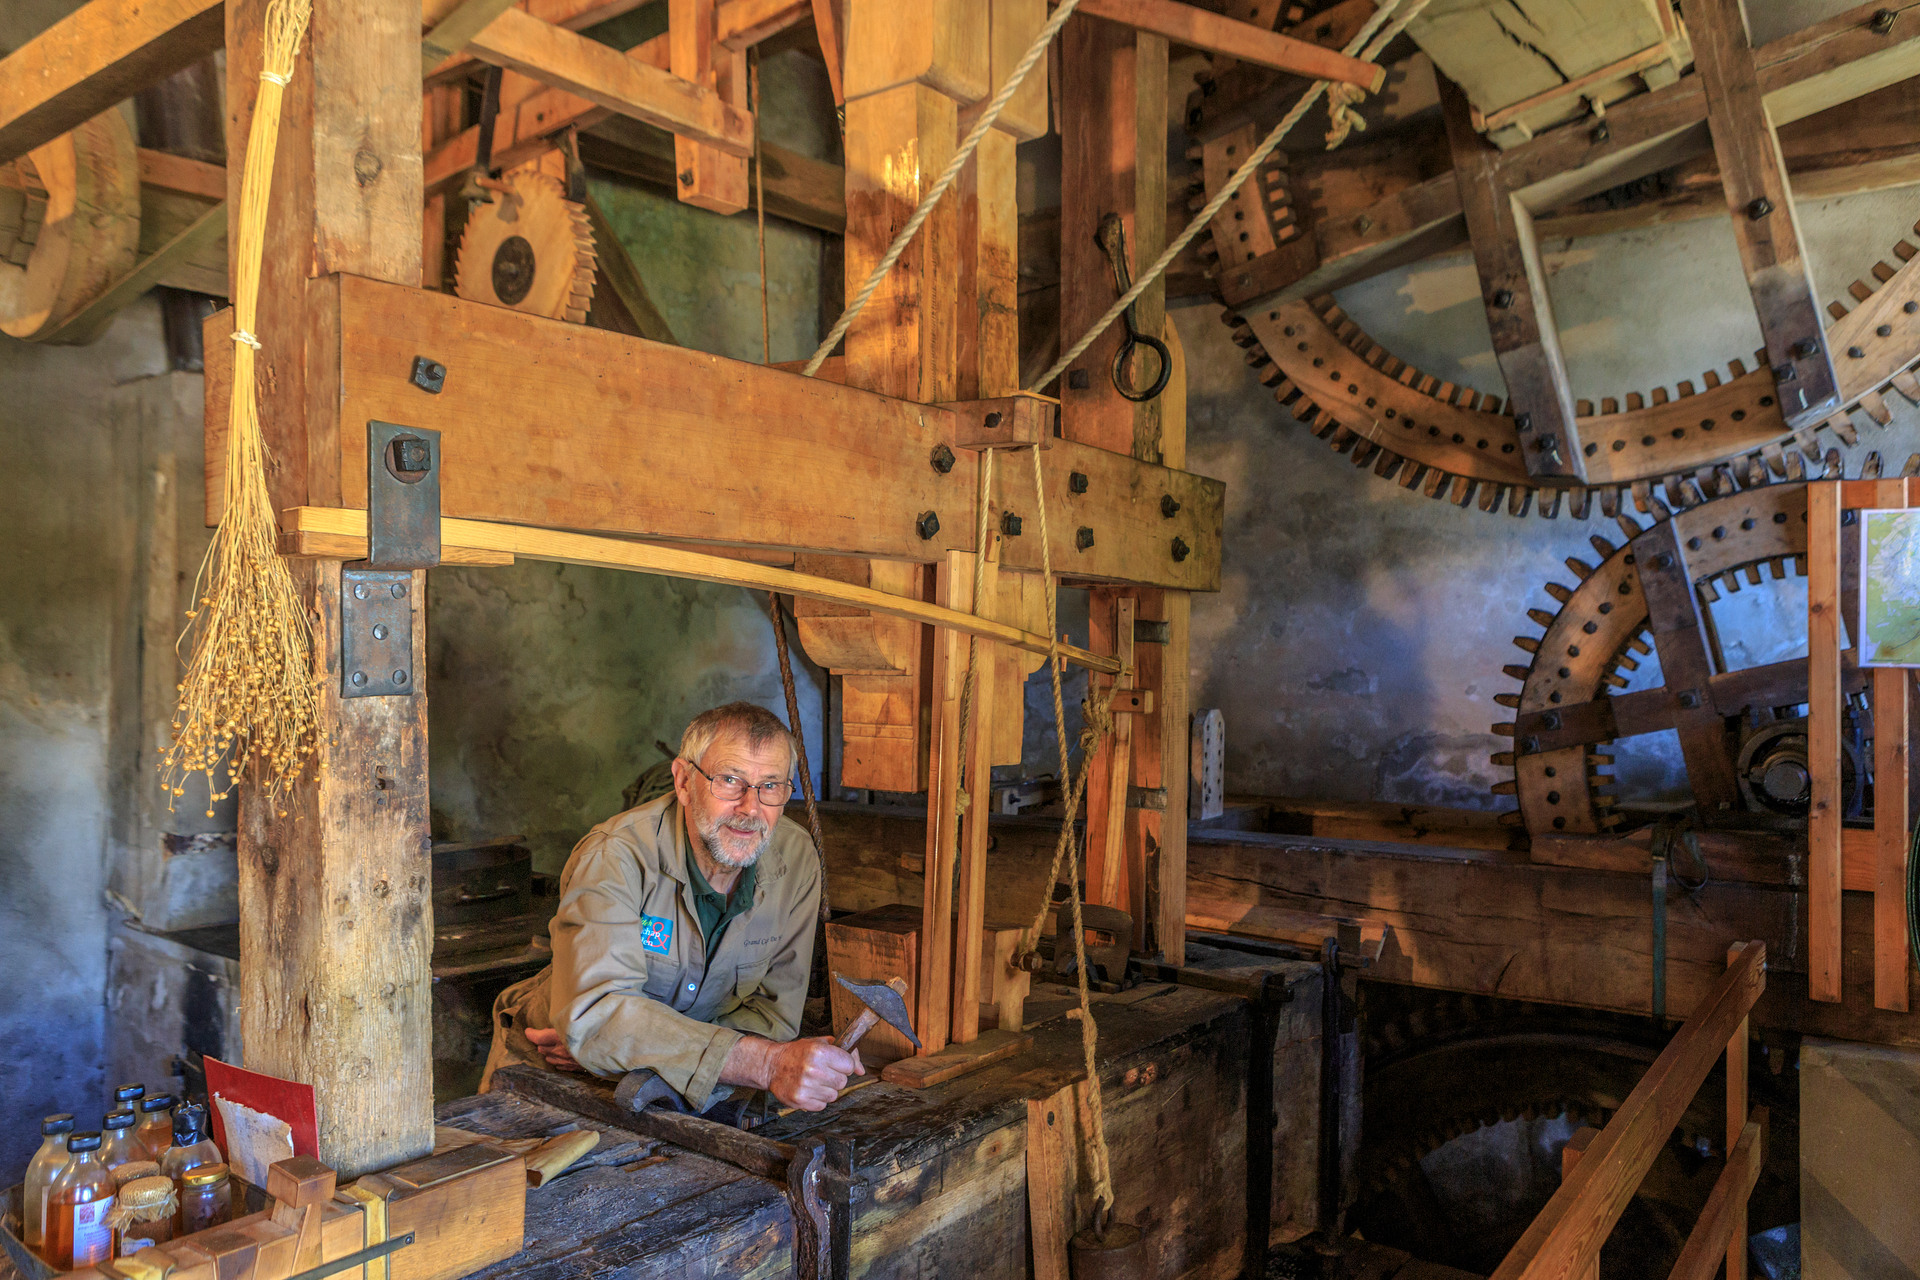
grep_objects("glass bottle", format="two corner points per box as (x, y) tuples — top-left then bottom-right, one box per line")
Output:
(46, 1133), (115, 1270)
(101, 1109), (143, 1172)
(22, 1113), (74, 1254)
(175, 1162), (232, 1236)
(135, 1094), (175, 1160)
(112, 1082), (145, 1111)
(160, 1104), (224, 1201)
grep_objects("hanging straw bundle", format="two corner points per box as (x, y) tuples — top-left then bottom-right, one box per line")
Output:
(162, 0), (319, 817)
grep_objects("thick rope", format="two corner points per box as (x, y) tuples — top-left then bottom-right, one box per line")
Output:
(767, 593), (830, 923)
(1020, 440), (1121, 1213)
(800, 0), (1086, 376)
(1026, 0), (1427, 394)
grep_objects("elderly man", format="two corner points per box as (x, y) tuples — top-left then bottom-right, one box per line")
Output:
(481, 702), (861, 1113)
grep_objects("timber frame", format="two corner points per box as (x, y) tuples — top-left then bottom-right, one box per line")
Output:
(0, 0), (1244, 1174)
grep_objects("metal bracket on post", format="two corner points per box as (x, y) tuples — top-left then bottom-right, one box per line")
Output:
(343, 421), (440, 698)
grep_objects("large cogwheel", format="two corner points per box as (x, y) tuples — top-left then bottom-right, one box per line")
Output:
(1192, 125), (1920, 519)
(455, 167), (597, 323)
(1488, 468), (1903, 835)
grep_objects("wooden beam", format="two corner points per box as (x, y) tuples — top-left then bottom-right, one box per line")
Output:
(1686, 0), (1841, 429)
(580, 189), (677, 343)
(1088, 596), (1138, 920)
(39, 199), (226, 345)
(226, 0), (432, 1179)
(919, 552), (969, 1055)
(575, 117), (845, 232)
(282, 506), (1128, 674)
(420, 0), (520, 72)
(139, 147), (226, 200)
(1721, 941), (1750, 1280)
(1633, 519), (1742, 813)
(1442, 78), (1585, 483)
(0, 0), (223, 167)
(202, 276), (1223, 589)
(1074, 0), (1384, 89)
(1489, 945), (1765, 1280)
(465, 6), (755, 157)
(1809, 479), (1844, 1003)
(671, 0), (751, 213)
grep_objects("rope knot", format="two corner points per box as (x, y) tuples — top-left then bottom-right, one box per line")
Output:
(231, 329), (262, 350)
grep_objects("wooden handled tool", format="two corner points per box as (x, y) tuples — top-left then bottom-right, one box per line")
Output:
(833, 973), (919, 1052)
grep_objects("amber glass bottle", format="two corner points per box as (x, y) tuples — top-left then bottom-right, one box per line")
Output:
(136, 1094), (175, 1159)
(22, 1113), (74, 1254)
(112, 1082), (144, 1110)
(101, 1109), (143, 1172)
(46, 1132), (115, 1270)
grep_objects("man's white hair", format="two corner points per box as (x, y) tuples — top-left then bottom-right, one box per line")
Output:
(679, 701), (798, 776)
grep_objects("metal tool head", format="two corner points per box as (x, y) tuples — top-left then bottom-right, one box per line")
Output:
(833, 973), (920, 1049)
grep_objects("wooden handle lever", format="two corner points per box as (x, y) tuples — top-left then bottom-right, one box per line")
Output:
(836, 1007), (878, 1051)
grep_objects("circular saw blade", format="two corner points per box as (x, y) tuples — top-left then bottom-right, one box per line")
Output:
(454, 167), (597, 323)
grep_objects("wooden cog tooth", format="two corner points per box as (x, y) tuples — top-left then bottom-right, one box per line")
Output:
(1566, 557), (1594, 580)
(1545, 582), (1574, 604)
(1495, 692), (1521, 708)
(1503, 664), (1531, 681)
(1863, 450), (1885, 478)
(1527, 607), (1556, 627)
(1491, 781), (1519, 796)
(1491, 751), (1516, 767)
(1492, 722), (1516, 737)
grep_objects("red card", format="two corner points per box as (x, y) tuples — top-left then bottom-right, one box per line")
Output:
(202, 1057), (320, 1159)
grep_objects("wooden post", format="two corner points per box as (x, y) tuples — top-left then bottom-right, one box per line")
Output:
(918, 549), (973, 1055)
(951, 517), (1000, 1045)
(670, 0), (750, 214)
(1808, 480), (1843, 1003)
(1558, 1128), (1600, 1280)
(226, 0), (433, 1175)
(1088, 597), (1137, 913)
(1725, 942), (1749, 1280)
(1873, 479), (1913, 1012)
(1027, 1085), (1078, 1280)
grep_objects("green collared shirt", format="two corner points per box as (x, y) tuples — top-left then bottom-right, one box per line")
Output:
(685, 841), (758, 954)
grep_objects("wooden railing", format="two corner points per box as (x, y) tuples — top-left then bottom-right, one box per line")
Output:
(1492, 942), (1767, 1280)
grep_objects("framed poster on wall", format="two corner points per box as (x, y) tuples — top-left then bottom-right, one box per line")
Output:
(1859, 507), (1920, 665)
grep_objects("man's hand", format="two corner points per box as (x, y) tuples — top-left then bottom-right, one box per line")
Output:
(525, 1026), (581, 1072)
(723, 1035), (863, 1112)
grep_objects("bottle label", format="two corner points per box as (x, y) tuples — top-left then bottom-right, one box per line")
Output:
(71, 1197), (113, 1265)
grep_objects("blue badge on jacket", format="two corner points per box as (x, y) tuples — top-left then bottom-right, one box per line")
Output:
(639, 915), (673, 955)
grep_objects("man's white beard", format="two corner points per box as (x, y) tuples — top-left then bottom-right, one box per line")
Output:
(697, 808), (770, 869)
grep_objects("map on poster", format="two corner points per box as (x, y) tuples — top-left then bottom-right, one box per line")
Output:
(1862, 508), (1920, 665)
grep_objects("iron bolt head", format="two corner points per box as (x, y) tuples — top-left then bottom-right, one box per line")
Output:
(394, 670), (409, 685)
(1746, 196), (1773, 220)
(1515, 412), (1533, 432)
(372, 624), (389, 640)
(1589, 120), (1610, 144)
(1541, 711), (1561, 730)
(1772, 362), (1797, 382)
(353, 583), (369, 600)
(1538, 434), (1560, 457)
(1872, 7), (1897, 33)
(1002, 512), (1023, 537)
(1171, 536), (1191, 562)
(1353, 214), (1374, 234)
(1879, 325), (1894, 337)
(1793, 337), (1820, 359)
(1519, 737), (1539, 754)
(409, 356), (446, 394)
(390, 582), (407, 598)
(1679, 689), (1704, 709)
(1069, 471), (1090, 494)
(1068, 370), (1091, 390)
(678, 169), (694, 185)
(391, 437), (432, 473)
(1849, 345), (1866, 358)
(1075, 526), (1095, 551)
(982, 411), (1003, 430)
(351, 671), (368, 686)
(916, 510), (940, 540)
(1907, 301), (1918, 314)
(1652, 552), (1674, 569)
(930, 443), (956, 474)
(1161, 494), (1181, 518)
(1492, 288), (1515, 309)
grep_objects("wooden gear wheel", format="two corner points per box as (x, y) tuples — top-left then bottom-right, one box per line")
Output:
(0, 108), (140, 342)
(454, 168), (597, 323)
(1193, 139), (1920, 519)
(1488, 472), (1900, 835)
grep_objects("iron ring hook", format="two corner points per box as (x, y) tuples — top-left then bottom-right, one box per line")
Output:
(1111, 329), (1171, 402)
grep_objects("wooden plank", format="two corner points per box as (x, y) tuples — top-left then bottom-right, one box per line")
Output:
(1027, 1087), (1077, 1280)
(1155, 591), (1190, 959)
(919, 550), (973, 1057)
(421, 0), (521, 72)
(1634, 519), (1742, 812)
(717, 0), (813, 49)
(1559, 1129), (1599, 1280)
(878, 1028), (1033, 1087)
(1723, 941), (1750, 1280)
(1058, 15), (1167, 460)
(1080, 0), (1383, 88)
(1186, 897), (1390, 962)
(204, 277), (1223, 590)
(1488, 944), (1765, 1280)
(671, 0), (751, 213)
(1442, 78), (1584, 483)
(226, 0), (433, 1179)
(1669, 1115), (1763, 1280)
(466, 7), (755, 157)
(1092, 598), (1138, 916)
(1689, 0), (1840, 429)
(284, 505), (1127, 674)
(139, 147), (225, 200)
(952, 529), (1001, 1045)
(0, 0), (223, 167)
(1809, 480), (1844, 1003)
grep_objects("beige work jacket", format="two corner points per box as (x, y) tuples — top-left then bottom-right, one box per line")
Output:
(481, 793), (820, 1108)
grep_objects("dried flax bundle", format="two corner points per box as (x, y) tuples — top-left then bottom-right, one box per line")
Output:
(162, 0), (319, 817)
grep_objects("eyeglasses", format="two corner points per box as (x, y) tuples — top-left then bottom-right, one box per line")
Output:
(684, 758), (794, 806)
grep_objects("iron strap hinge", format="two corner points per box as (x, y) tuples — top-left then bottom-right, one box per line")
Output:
(343, 420), (440, 698)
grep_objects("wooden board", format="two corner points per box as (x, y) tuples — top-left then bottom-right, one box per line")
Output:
(669, 0), (751, 214)
(879, 1028), (1034, 1087)
(0, 0), (224, 167)
(1809, 480), (1844, 1003)
(202, 277), (1225, 592)
(827, 904), (924, 1069)
(1075, 0), (1385, 88)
